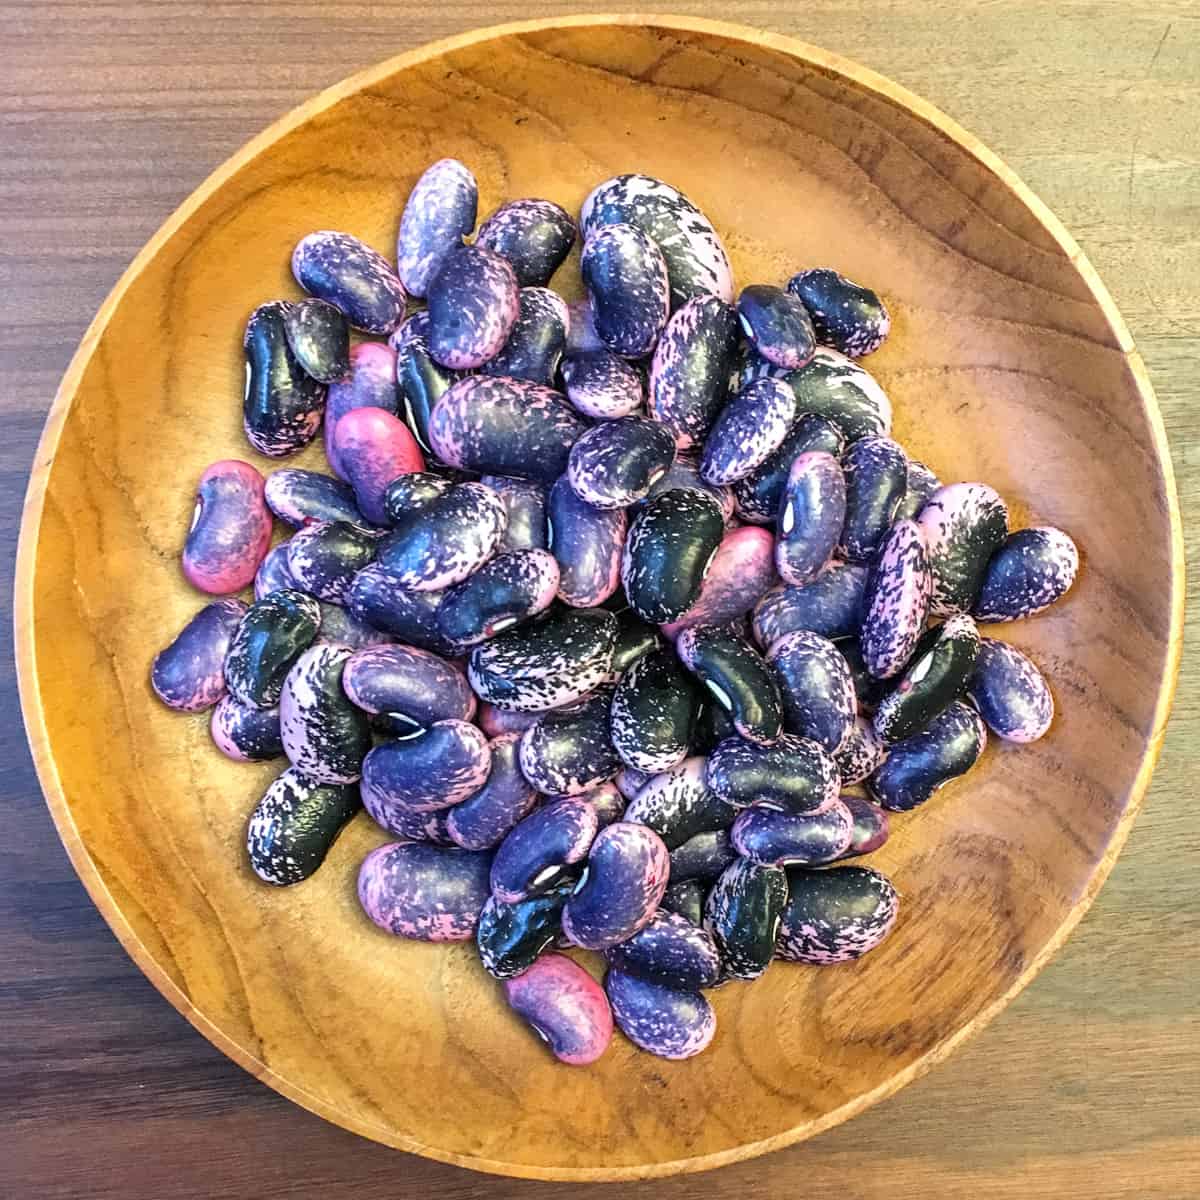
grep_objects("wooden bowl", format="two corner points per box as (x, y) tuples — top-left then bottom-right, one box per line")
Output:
(15, 14), (1183, 1182)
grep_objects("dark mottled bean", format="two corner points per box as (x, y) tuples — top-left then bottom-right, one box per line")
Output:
(445, 733), (539, 850)
(775, 451), (847, 587)
(561, 821), (670, 950)
(246, 766), (359, 885)
(360, 772), (455, 842)
(704, 857), (787, 980)
(581, 173), (734, 308)
(255, 542), (299, 599)
(490, 797), (598, 903)
(732, 412), (845, 525)
(182, 460), (273, 594)
(768, 629), (857, 752)
(581, 223), (670, 359)
(660, 878), (707, 925)
(286, 520), (377, 603)
(430, 374), (588, 484)
(895, 459), (942, 521)
(675, 625), (783, 745)
(837, 792), (891, 858)
(210, 695), (284, 762)
(644, 452), (735, 523)
(610, 649), (701, 773)
(605, 968), (715, 1060)
(505, 953), (613, 1065)
(436, 549), (559, 646)
(752, 562), (869, 649)
(519, 690), (621, 796)
(477, 875), (576, 979)
(224, 589), (322, 709)
(292, 231), (406, 334)
(737, 284), (816, 369)
(669, 829), (737, 882)
(426, 244), (519, 370)
(786, 269), (890, 358)
(874, 614), (980, 743)
(390, 313), (460, 456)
(482, 476), (548, 553)
(468, 607), (618, 712)
(242, 302), (326, 457)
(151, 599), (248, 712)
(973, 527), (1079, 622)
(396, 158), (478, 297)
(482, 287), (569, 385)
(868, 699), (986, 811)
(547, 476), (626, 608)
(967, 638), (1054, 742)
(476, 198), (577, 288)
(662, 527), (778, 639)
(325, 342), (399, 477)
(704, 732), (840, 814)
(363, 719), (491, 813)
(731, 800), (854, 866)
(576, 782), (626, 828)
(690, 696), (739, 755)
(332, 407), (425, 526)
(377, 482), (506, 591)
(839, 639), (888, 714)
(777, 865), (899, 963)
(605, 909), (721, 990)
(346, 564), (457, 655)
(607, 608), (662, 681)
(567, 416), (676, 510)
(616, 766), (654, 802)
(835, 717), (887, 785)
(649, 295), (740, 449)
(916, 483), (1009, 616)
(282, 298), (350, 383)
(561, 349), (643, 420)
(622, 756), (735, 849)
(840, 435), (907, 562)
(382, 472), (455, 522)
(265, 468), (366, 530)
(860, 518), (932, 679)
(741, 347), (891, 442)
(279, 643), (372, 783)
(342, 643), (475, 729)
(622, 488), (725, 623)
(358, 841), (492, 941)
(700, 377), (796, 485)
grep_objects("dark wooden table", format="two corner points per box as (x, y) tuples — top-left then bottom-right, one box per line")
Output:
(4, 4), (1197, 1197)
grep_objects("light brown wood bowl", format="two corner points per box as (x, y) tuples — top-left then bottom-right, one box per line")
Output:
(14, 13), (1183, 1182)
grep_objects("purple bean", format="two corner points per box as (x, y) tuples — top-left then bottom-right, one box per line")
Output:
(396, 158), (478, 297)
(210, 695), (284, 762)
(447, 733), (540, 851)
(786, 269), (890, 358)
(973, 527), (1079, 622)
(915, 483), (1009, 616)
(490, 797), (598, 904)
(182, 460), (273, 595)
(426, 244), (519, 369)
(362, 719), (491, 812)
(292, 230), (406, 334)
(342, 644), (475, 729)
(151, 599), (247, 712)
(967, 638), (1054, 742)
(777, 865), (899, 963)
(581, 223), (670, 359)
(769, 629), (857, 752)
(737, 284), (816, 370)
(243, 302), (326, 457)
(324, 342), (399, 478)
(279, 643), (372, 783)
(476, 198), (577, 289)
(775, 451), (847, 587)
(546, 476), (626, 608)
(504, 953), (613, 1065)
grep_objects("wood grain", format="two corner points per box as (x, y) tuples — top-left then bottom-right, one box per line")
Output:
(3, 4), (1198, 1198)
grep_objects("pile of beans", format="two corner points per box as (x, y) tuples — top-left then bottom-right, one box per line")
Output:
(152, 163), (1079, 1064)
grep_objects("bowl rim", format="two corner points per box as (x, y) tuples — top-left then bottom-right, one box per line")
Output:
(13, 11), (1185, 1182)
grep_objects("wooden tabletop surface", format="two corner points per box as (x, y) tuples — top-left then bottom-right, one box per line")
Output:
(3, 3), (1197, 1197)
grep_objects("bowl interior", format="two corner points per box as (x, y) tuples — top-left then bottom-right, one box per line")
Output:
(17, 15), (1180, 1182)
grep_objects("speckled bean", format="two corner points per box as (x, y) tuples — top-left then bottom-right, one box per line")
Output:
(610, 648), (701, 773)
(476, 874), (576, 979)
(737, 284), (816, 369)
(430, 375), (588, 484)
(868, 699), (986, 811)
(895, 459), (942, 522)
(210, 695), (284, 762)
(835, 717), (887, 785)
(443, 733), (538, 850)
(786, 269), (890, 358)
(607, 608), (662, 681)
(282, 298), (350, 383)
(840, 435), (907, 562)
(519, 690), (621, 796)
(768, 629), (857, 752)
(396, 158), (478, 297)
(547, 476), (626, 608)
(622, 757), (735, 849)
(390, 312), (461, 457)
(482, 287), (569, 386)
(916, 483), (1010, 616)
(615, 766), (654, 802)
(224, 589), (322, 709)
(704, 732), (840, 814)
(604, 909), (721, 990)
(151, 599), (248, 712)
(292, 231), (406, 334)
(331, 407), (425, 526)
(661, 526), (778, 639)
(576, 782), (626, 828)
(279, 643), (372, 783)
(255, 542), (299, 599)
(731, 800), (854, 866)
(479, 476), (546, 553)
(325, 342), (399, 477)
(644, 452), (735, 523)
(703, 857), (787, 980)
(286, 520), (377, 603)
(426, 244), (519, 369)
(675, 625), (783, 745)
(346, 564), (456, 655)
(243, 302), (327, 457)
(342, 643), (474, 730)
(752, 561), (868, 649)
(264, 468), (366, 530)
(775, 451), (847, 587)
(605, 968), (715, 1059)
(860, 518), (932, 679)
(363, 719), (491, 812)
(973, 527), (1079, 622)
(358, 841), (492, 941)
(182, 461), (273, 594)
(699, 377), (796, 486)
(668, 829), (737, 882)
(469, 606), (615, 712)
(561, 821), (670, 950)
(967, 638), (1054, 742)
(476, 198), (577, 288)
(490, 797), (598, 903)
(660, 878), (707, 926)
(732, 412), (845, 525)
(436, 549), (559, 646)
(777, 865), (899, 963)
(561, 349), (643, 420)
(504, 953), (613, 1065)
(581, 223), (670, 358)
